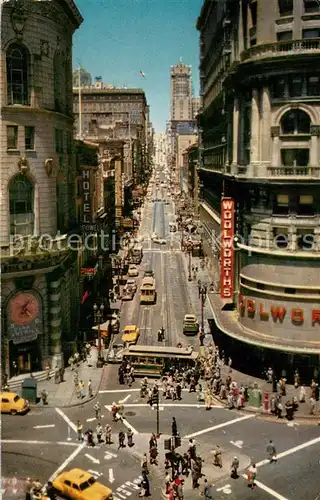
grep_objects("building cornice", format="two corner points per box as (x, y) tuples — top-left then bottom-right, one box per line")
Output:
(56, 0), (83, 28)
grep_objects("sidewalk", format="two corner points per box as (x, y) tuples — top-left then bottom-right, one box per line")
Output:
(7, 346), (106, 408)
(182, 253), (320, 422)
(131, 433), (251, 500)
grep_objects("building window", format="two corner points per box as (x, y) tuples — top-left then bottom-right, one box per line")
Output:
(304, 0), (320, 13)
(280, 110), (311, 134)
(274, 194), (289, 215)
(9, 174), (34, 236)
(307, 76), (320, 95)
(303, 28), (320, 38)
(272, 77), (286, 98)
(273, 227), (289, 249)
(288, 76), (303, 97)
(297, 194), (315, 215)
(7, 125), (18, 149)
(281, 149), (309, 166)
(277, 31), (293, 41)
(25, 126), (35, 150)
(278, 0), (293, 15)
(6, 43), (29, 105)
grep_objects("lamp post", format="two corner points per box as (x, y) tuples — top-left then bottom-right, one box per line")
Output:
(93, 303), (104, 367)
(198, 281), (207, 346)
(187, 241), (193, 281)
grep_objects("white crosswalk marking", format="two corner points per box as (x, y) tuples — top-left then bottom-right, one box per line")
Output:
(125, 481), (140, 490)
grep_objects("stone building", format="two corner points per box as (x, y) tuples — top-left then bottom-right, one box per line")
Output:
(196, 0), (320, 379)
(0, 0), (83, 376)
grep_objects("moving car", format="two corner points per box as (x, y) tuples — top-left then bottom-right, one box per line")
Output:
(122, 286), (134, 301)
(144, 269), (154, 277)
(52, 468), (113, 500)
(128, 265), (139, 277)
(126, 278), (137, 293)
(183, 314), (199, 336)
(121, 325), (140, 346)
(0, 392), (30, 415)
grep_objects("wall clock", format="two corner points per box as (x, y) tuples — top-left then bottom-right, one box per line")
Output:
(8, 292), (40, 326)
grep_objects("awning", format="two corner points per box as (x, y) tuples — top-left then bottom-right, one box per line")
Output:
(92, 320), (110, 337)
(240, 264), (319, 288)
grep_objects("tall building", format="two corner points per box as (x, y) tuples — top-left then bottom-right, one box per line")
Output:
(191, 96), (201, 119)
(170, 59), (192, 121)
(1, 0), (83, 376)
(196, 0), (320, 379)
(73, 66), (92, 88)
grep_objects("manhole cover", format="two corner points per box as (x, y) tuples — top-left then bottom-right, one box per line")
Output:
(125, 411), (136, 416)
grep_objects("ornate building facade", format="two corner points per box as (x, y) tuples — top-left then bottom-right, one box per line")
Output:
(0, 0), (83, 376)
(196, 0), (320, 379)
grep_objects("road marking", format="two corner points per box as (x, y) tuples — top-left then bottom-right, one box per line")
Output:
(99, 388), (204, 394)
(256, 435), (320, 468)
(88, 470), (102, 477)
(1, 439), (78, 447)
(105, 451), (118, 460)
(33, 424), (55, 429)
(241, 476), (289, 500)
(105, 405), (139, 434)
(55, 407), (77, 433)
(125, 481), (140, 490)
(230, 440), (243, 448)
(85, 453), (100, 464)
(102, 403), (223, 408)
(216, 484), (232, 494)
(184, 414), (256, 438)
(109, 468), (115, 483)
(120, 395), (131, 403)
(86, 417), (96, 422)
(48, 443), (86, 481)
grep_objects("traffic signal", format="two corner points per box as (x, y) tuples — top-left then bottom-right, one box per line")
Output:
(151, 390), (159, 407)
(173, 436), (181, 449)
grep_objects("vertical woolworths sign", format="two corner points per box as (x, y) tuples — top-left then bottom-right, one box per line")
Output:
(220, 198), (235, 300)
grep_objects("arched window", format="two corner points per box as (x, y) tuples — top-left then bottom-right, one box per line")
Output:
(6, 43), (29, 105)
(281, 109), (311, 134)
(9, 175), (34, 235)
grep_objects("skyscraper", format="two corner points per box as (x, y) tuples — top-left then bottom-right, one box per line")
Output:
(170, 58), (192, 121)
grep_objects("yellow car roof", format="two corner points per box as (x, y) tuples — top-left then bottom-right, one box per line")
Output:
(123, 325), (137, 331)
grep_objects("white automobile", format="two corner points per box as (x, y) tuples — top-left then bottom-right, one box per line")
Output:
(159, 238), (166, 245)
(128, 265), (139, 277)
(122, 286), (134, 301)
(126, 278), (137, 293)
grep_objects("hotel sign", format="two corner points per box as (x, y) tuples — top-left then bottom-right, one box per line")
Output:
(82, 170), (92, 224)
(220, 197), (235, 300)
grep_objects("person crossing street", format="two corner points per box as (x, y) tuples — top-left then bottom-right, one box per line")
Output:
(94, 401), (101, 419)
(76, 420), (83, 441)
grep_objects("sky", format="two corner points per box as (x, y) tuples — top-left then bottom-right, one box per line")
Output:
(72, 0), (203, 132)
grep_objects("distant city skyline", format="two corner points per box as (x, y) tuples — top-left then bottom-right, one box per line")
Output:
(72, 0), (202, 132)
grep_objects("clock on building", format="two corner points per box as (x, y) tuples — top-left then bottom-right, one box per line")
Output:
(8, 292), (40, 326)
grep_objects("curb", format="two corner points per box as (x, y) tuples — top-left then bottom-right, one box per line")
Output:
(29, 365), (107, 409)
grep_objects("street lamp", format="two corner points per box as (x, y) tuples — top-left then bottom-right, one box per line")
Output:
(93, 302), (105, 367)
(198, 281), (207, 346)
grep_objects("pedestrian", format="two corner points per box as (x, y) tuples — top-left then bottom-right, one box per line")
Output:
(79, 380), (84, 398)
(141, 453), (149, 474)
(13, 361), (18, 376)
(213, 445), (222, 467)
(41, 389), (48, 405)
(231, 456), (239, 477)
(247, 463), (257, 488)
(25, 478), (32, 500)
(96, 423), (103, 443)
(105, 424), (112, 444)
(181, 453), (189, 476)
(203, 478), (213, 499)
(299, 385), (306, 403)
(310, 396), (316, 415)
(118, 430), (125, 449)
(59, 366), (65, 383)
(88, 379), (93, 398)
(188, 438), (196, 461)
(165, 472), (171, 494)
(77, 420), (83, 441)
(267, 440), (277, 462)
(86, 429), (94, 447)
(171, 416), (178, 436)
(54, 368), (60, 384)
(94, 401), (101, 419)
(127, 428), (134, 447)
(139, 471), (150, 497)
(45, 363), (51, 381)
(45, 481), (56, 500)
(228, 357), (232, 368)
(149, 444), (158, 465)
(176, 382), (182, 400)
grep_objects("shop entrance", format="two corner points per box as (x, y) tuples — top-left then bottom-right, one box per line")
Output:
(9, 338), (42, 377)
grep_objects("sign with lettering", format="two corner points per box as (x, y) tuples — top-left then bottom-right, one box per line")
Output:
(220, 198), (235, 300)
(7, 292), (43, 345)
(82, 170), (92, 224)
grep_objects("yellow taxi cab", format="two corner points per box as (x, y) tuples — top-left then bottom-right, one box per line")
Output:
(121, 324), (140, 346)
(52, 468), (113, 500)
(0, 391), (30, 415)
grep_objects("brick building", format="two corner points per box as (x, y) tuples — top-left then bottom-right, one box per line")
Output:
(0, 0), (83, 376)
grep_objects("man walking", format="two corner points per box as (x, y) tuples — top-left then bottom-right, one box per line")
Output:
(171, 417), (178, 436)
(118, 430), (125, 449)
(267, 440), (277, 462)
(203, 479), (213, 499)
(77, 420), (83, 441)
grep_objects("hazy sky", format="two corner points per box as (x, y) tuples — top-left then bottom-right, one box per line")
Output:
(73, 0), (203, 132)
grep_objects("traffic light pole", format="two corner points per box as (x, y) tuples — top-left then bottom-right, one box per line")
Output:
(156, 394), (160, 436)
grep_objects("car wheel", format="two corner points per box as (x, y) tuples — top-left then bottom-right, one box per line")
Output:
(10, 409), (17, 415)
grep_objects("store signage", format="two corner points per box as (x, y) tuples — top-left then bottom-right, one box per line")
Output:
(220, 197), (235, 299)
(82, 170), (91, 223)
(239, 295), (320, 326)
(80, 267), (97, 276)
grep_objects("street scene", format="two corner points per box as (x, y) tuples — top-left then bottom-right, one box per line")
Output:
(1, 0), (320, 499)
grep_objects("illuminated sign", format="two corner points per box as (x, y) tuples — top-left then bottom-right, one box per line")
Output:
(82, 170), (91, 223)
(80, 267), (97, 276)
(220, 198), (235, 299)
(239, 295), (320, 326)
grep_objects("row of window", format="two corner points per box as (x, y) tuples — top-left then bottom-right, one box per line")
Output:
(274, 193), (315, 215)
(277, 29), (320, 41)
(279, 0), (320, 16)
(241, 278), (320, 296)
(271, 75), (320, 99)
(7, 125), (72, 153)
(79, 95), (143, 102)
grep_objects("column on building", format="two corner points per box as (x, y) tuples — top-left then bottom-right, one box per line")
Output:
(271, 131), (280, 166)
(310, 133), (318, 166)
(231, 97), (239, 169)
(250, 89), (260, 164)
(49, 278), (63, 368)
(260, 87), (271, 170)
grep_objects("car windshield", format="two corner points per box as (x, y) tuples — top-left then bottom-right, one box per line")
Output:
(13, 395), (21, 402)
(80, 477), (96, 490)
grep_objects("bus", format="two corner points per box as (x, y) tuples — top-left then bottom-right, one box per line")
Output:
(130, 245), (143, 264)
(120, 345), (199, 377)
(140, 277), (156, 304)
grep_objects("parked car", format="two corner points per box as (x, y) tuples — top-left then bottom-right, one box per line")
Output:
(52, 468), (113, 500)
(126, 278), (137, 293)
(0, 392), (30, 415)
(128, 265), (139, 277)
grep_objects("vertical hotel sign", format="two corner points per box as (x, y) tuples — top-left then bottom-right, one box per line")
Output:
(82, 170), (92, 223)
(220, 197), (235, 299)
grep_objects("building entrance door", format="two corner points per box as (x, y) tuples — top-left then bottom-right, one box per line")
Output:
(10, 339), (41, 377)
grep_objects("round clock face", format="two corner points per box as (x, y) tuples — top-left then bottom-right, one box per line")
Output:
(8, 292), (40, 326)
